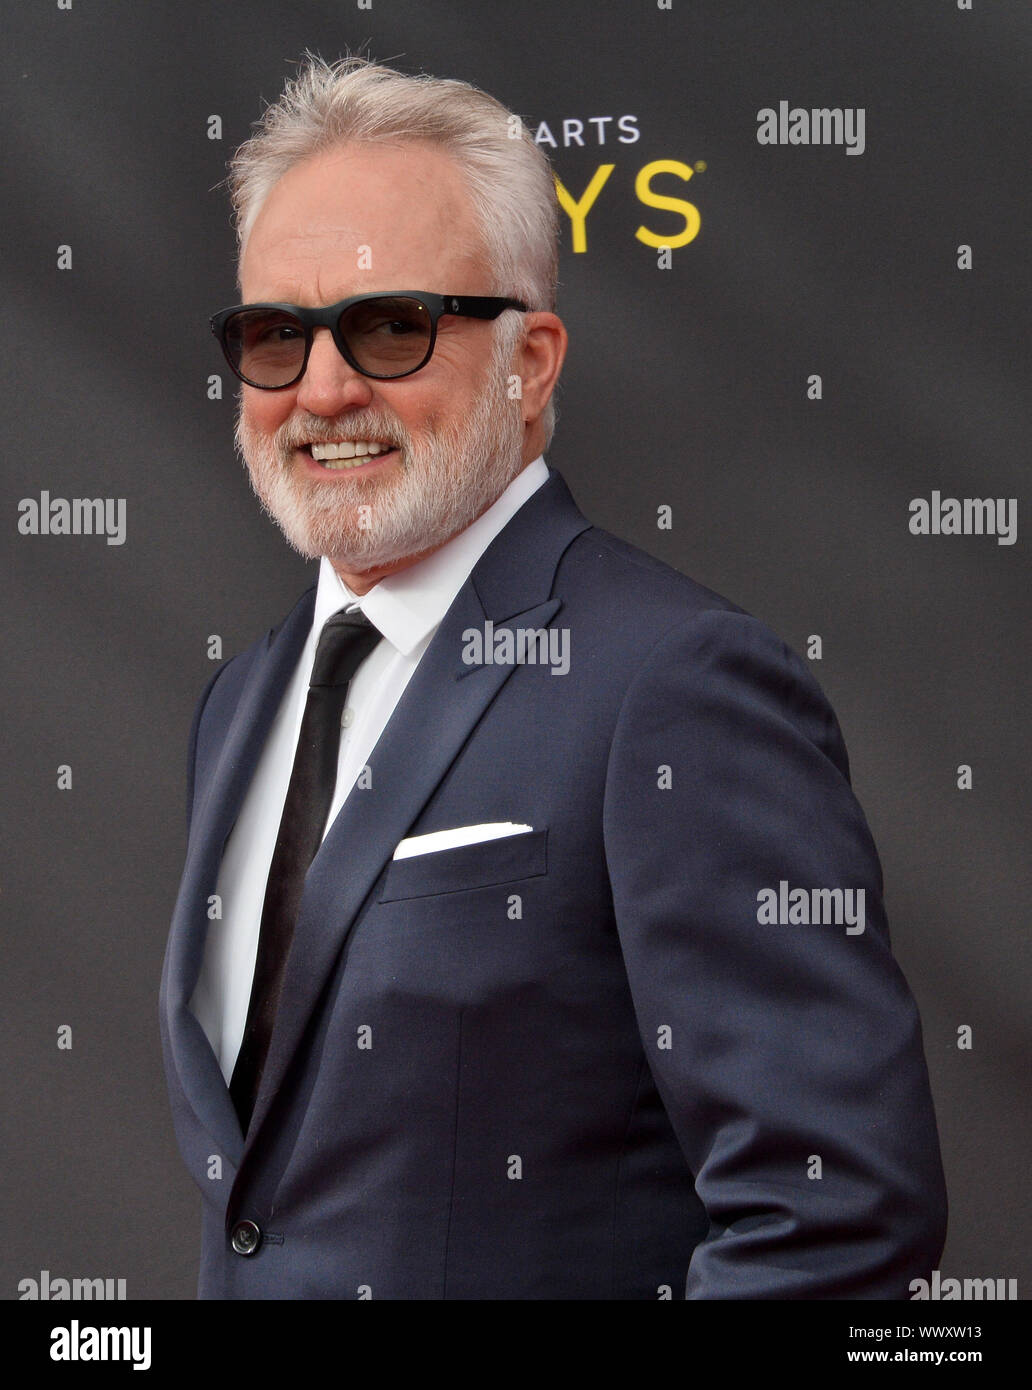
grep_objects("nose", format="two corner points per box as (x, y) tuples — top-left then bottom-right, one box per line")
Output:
(294, 326), (375, 415)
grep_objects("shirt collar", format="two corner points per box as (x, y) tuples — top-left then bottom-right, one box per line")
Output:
(312, 455), (550, 656)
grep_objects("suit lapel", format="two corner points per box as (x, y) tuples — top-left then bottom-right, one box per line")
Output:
(246, 468), (591, 1141)
(200, 595), (315, 844)
(163, 585), (316, 1159)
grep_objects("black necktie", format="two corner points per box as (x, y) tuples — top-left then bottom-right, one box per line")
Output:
(230, 608), (381, 1132)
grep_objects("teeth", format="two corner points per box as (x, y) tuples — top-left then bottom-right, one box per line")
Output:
(310, 440), (389, 461)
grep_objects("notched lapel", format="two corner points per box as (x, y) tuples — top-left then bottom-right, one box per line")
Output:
(163, 587), (316, 1156)
(248, 580), (563, 1139)
(241, 469), (592, 1145)
(186, 590), (316, 897)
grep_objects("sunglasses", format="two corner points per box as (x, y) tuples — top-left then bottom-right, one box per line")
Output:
(210, 291), (528, 389)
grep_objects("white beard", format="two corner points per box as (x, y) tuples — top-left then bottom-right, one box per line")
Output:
(235, 325), (527, 572)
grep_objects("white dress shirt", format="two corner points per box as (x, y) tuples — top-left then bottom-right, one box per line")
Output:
(189, 456), (550, 1082)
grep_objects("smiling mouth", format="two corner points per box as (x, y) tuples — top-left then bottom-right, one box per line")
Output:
(302, 440), (398, 470)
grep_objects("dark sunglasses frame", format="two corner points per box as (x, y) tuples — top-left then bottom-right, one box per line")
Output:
(210, 291), (529, 388)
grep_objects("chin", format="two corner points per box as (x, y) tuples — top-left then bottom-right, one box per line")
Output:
(249, 475), (409, 568)
(236, 340), (527, 572)
(246, 434), (523, 572)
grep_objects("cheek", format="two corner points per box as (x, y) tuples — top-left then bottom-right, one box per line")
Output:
(243, 387), (294, 437)
(386, 391), (431, 437)
(397, 383), (474, 437)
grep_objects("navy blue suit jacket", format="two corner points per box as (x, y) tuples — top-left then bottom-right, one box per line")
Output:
(160, 466), (947, 1298)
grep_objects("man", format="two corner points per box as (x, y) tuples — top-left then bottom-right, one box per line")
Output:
(161, 55), (947, 1299)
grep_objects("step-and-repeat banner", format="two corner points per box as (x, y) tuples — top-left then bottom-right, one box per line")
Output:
(3, 0), (1028, 1313)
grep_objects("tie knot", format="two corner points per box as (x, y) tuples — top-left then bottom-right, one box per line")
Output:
(309, 608), (379, 688)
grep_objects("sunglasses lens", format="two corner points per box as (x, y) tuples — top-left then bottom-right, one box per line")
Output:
(224, 309), (306, 387)
(340, 297), (432, 377)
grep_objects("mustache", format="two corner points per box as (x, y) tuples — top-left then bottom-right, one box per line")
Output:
(234, 406), (409, 455)
(280, 413), (408, 451)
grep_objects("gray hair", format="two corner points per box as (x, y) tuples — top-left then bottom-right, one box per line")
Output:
(228, 54), (558, 308)
(227, 53), (559, 445)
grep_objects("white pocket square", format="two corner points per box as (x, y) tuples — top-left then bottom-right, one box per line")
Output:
(392, 822), (533, 860)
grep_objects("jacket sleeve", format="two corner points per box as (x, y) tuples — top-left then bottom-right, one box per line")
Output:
(602, 608), (947, 1298)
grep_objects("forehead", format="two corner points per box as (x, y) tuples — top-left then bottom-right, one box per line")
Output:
(239, 141), (487, 302)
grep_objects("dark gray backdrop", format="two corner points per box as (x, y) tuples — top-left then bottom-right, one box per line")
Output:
(3, 0), (1029, 1300)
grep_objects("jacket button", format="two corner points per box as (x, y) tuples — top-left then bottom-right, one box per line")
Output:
(230, 1220), (262, 1256)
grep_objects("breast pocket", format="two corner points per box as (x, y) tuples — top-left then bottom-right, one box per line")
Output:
(378, 829), (548, 902)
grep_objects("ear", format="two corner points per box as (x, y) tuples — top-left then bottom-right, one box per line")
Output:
(514, 312), (568, 427)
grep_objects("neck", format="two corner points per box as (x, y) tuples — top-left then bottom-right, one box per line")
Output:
(329, 547), (436, 596)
